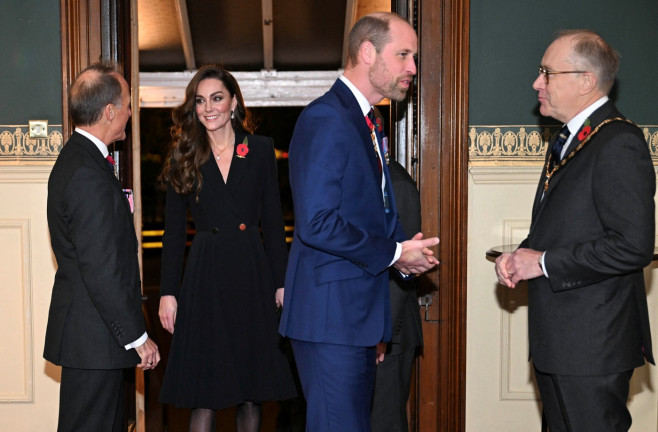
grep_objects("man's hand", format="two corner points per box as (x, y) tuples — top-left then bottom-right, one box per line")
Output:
(495, 248), (544, 288)
(159, 295), (177, 334)
(135, 337), (160, 370)
(393, 232), (440, 275)
(376, 342), (387, 365)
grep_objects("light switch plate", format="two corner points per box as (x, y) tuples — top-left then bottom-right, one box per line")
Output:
(29, 120), (48, 138)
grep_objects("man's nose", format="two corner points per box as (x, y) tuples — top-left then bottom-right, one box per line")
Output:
(408, 58), (417, 76)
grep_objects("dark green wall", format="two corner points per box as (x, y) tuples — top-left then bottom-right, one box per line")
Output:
(469, 0), (658, 125)
(0, 0), (62, 124)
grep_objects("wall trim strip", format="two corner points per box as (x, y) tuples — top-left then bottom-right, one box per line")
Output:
(469, 125), (658, 165)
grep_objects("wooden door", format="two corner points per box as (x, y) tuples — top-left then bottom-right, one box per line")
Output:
(391, 1), (470, 430)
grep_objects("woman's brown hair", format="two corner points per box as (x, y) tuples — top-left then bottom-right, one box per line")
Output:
(160, 65), (252, 198)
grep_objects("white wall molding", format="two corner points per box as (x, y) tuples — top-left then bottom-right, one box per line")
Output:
(469, 165), (542, 185)
(0, 165), (53, 184)
(498, 219), (537, 401)
(0, 219), (34, 402)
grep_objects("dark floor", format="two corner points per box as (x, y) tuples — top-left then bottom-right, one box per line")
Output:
(140, 251), (305, 431)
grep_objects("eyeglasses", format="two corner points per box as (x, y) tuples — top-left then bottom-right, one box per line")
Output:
(538, 65), (587, 84)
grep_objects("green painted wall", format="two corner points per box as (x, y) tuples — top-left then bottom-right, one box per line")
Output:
(0, 0), (62, 162)
(0, 0), (62, 124)
(469, 0), (658, 126)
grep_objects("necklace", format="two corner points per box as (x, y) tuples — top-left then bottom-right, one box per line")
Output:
(212, 144), (233, 161)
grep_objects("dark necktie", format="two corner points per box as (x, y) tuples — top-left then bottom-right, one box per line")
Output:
(365, 109), (382, 172)
(551, 125), (570, 163)
(365, 109), (391, 213)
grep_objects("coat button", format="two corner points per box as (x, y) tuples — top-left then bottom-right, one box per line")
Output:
(239, 223), (246, 231)
(211, 227), (219, 234)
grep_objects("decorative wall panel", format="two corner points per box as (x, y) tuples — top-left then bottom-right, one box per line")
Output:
(0, 126), (63, 163)
(0, 219), (33, 402)
(469, 125), (658, 165)
(499, 220), (536, 401)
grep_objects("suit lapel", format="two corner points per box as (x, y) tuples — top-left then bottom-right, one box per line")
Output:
(532, 101), (619, 224)
(73, 133), (132, 217)
(225, 131), (248, 189)
(332, 80), (399, 233)
(201, 133), (246, 220)
(332, 81), (384, 177)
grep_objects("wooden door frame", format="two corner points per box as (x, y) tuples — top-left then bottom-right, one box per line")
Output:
(60, 0), (134, 185)
(417, 1), (469, 430)
(392, 0), (469, 431)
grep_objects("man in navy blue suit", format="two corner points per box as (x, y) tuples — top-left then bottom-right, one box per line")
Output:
(279, 12), (439, 432)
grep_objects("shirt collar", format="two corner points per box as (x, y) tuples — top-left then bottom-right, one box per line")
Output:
(75, 127), (109, 158)
(566, 96), (609, 135)
(339, 75), (372, 117)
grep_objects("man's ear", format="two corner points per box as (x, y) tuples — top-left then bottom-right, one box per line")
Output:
(105, 104), (115, 121)
(360, 41), (376, 66)
(580, 73), (598, 95)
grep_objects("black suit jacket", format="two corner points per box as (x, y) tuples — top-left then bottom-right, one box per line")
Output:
(387, 161), (423, 352)
(521, 101), (655, 375)
(44, 132), (144, 369)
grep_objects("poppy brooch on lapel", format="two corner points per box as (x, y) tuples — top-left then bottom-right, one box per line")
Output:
(577, 118), (592, 141)
(236, 136), (249, 158)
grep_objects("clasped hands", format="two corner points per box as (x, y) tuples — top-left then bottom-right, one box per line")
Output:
(495, 248), (543, 288)
(393, 232), (440, 275)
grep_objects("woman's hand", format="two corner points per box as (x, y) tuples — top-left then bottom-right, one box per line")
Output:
(159, 295), (178, 334)
(275, 288), (285, 309)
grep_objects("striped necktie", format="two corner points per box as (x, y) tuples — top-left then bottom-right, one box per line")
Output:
(365, 109), (382, 173)
(551, 125), (570, 164)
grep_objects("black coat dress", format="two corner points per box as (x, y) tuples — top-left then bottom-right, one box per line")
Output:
(159, 133), (297, 409)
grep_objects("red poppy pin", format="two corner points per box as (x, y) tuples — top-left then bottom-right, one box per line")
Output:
(236, 136), (249, 158)
(577, 118), (592, 141)
(375, 118), (383, 133)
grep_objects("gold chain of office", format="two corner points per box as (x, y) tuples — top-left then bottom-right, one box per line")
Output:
(543, 117), (637, 191)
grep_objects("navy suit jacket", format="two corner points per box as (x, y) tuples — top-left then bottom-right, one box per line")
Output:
(521, 101), (655, 375)
(279, 79), (407, 347)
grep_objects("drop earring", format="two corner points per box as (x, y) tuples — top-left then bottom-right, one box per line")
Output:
(230, 110), (234, 119)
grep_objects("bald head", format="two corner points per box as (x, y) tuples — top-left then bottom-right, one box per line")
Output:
(69, 63), (124, 127)
(556, 30), (619, 94)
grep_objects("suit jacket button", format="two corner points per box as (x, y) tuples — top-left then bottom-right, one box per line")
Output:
(239, 223), (246, 231)
(211, 227), (219, 234)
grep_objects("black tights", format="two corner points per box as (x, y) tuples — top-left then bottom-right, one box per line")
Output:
(189, 402), (262, 432)
(236, 401), (262, 432)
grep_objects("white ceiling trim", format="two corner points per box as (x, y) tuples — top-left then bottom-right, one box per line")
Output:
(139, 70), (343, 108)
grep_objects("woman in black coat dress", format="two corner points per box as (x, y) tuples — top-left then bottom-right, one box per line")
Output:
(158, 65), (297, 432)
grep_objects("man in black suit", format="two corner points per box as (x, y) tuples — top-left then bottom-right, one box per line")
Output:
(495, 30), (655, 432)
(371, 160), (423, 432)
(44, 62), (160, 432)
